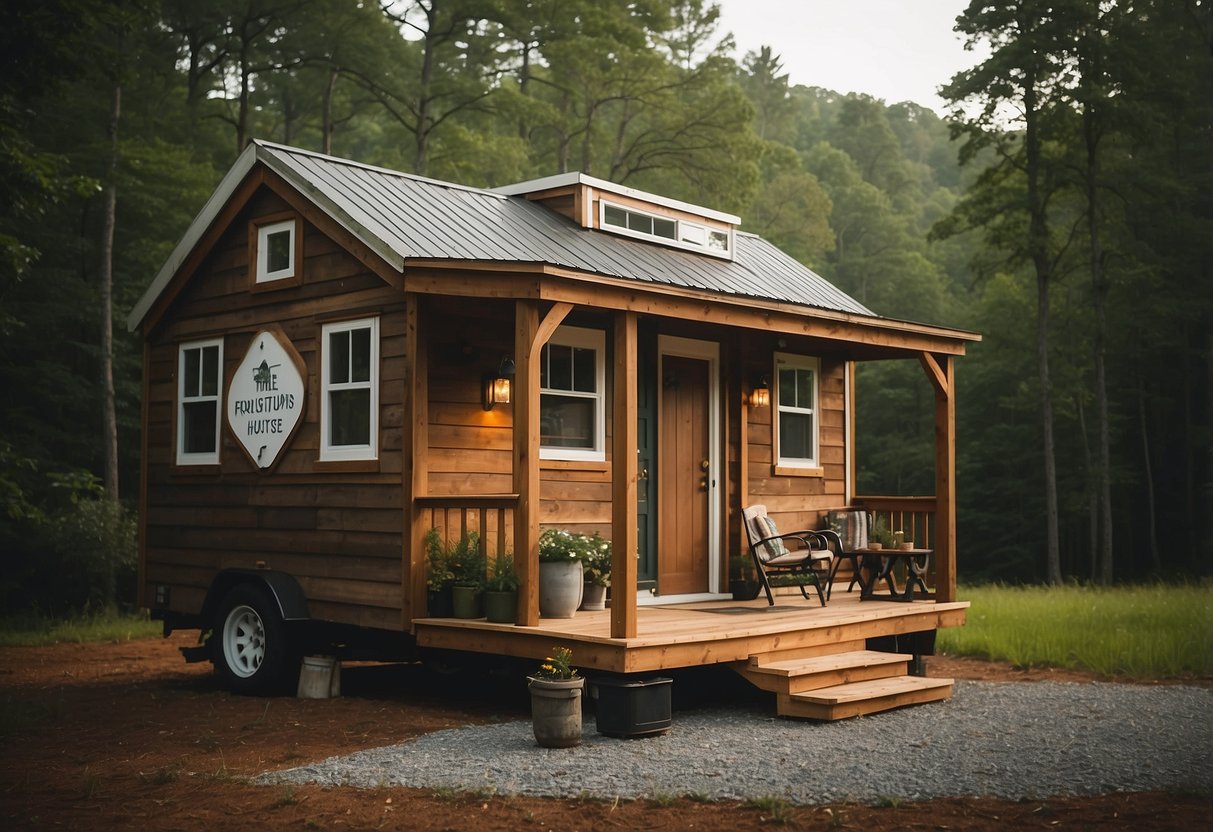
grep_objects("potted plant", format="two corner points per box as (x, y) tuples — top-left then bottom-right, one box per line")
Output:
(537, 529), (585, 618)
(869, 516), (896, 550)
(527, 646), (583, 748)
(483, 550), (519, 623)
(579, 533), (611, 611)
(447, 531), (485, 619)
(424, 529), (455, 617)
(730, 554), (760, 601)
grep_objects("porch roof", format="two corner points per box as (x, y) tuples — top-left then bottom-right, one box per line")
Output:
(131, 141), (886, 331)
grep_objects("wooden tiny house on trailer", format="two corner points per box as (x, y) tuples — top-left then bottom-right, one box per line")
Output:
(129, 141), (979, 717)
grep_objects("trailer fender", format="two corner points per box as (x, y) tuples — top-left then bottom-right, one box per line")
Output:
(203, 569), (311, 625)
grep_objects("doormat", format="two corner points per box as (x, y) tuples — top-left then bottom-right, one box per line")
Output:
(684, 606), (801, 615)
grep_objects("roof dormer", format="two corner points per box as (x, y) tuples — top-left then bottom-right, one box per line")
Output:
(494, 172), (739, 261)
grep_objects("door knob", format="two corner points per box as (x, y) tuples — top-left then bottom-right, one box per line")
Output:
(700, 459), (710, 471)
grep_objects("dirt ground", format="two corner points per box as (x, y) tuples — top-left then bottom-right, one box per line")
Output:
(1, 633), (1209, 831)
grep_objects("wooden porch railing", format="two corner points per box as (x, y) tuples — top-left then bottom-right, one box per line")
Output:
(415, 495), (518, 562)
(852, 495), (939, 593)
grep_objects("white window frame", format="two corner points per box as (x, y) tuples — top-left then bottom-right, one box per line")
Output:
(177, 338), (223, 466)
(255, 218), (297, 283)
(774, 352), (820, 468)
(539, 325), (606, 462)
(320, 317), (378, 461)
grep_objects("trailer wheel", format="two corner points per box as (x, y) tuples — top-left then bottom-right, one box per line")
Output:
(213, 584), (297, 695)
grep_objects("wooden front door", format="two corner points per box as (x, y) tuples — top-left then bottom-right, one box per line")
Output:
(657, 354), (711, 595)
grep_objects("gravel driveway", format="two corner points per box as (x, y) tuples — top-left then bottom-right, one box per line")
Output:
(262, 680), (1213, 804)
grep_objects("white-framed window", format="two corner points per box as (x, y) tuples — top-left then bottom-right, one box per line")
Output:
(177, 338), (223, 465)
(254, 218), (297, 283)
(539, 326), (606, 461)
(599, 200), (733, 259)
(320, 317), (378, 461)
(775, 353), (819, 468)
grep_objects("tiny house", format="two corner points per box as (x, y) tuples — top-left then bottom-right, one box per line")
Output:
(129, 141), (978, 716)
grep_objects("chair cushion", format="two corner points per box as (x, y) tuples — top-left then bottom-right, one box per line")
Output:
(752, 514), (789, 563)
(828, 510), (868, 551)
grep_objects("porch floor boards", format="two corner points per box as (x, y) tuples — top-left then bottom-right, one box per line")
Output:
(413, 586), (968, 677)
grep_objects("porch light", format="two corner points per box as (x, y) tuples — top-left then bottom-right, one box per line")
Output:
(749, 376), (770, 408)
(483, 356), (516, 410)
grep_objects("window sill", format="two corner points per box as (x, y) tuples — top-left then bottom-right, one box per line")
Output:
(315, 458), (380, 473)
(171, 462), (222, 475)
(773, 465), (824, 478)
(540, 458), (609, 472)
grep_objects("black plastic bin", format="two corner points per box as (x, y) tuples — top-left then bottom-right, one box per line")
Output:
(591, 675), (672, 738)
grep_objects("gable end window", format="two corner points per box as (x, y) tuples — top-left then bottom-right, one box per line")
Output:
(775, 353), (819, 468)
(320, 317), (378, 461)
(252, 215), (300, 285)
(540, 326), (606, 462)
(177, 338), (223, 465)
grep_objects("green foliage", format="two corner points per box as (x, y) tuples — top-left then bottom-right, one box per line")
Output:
(424, 529), (483, 589)
(484, 551), (519, 593)
(938, 583), (1213, 677)
(537, 528), (611, 586)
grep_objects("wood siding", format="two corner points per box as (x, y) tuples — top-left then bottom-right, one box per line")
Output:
(143, 187), (406, 631)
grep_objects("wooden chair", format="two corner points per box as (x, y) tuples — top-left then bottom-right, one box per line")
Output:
(741, 505), (831, 607)
(819, 509), (869, 600)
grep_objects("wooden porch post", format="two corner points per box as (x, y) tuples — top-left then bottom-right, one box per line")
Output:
(514, 300), (573, 626)
(611, 311), (638, 638)
(403, 293), (429, 631)
(920, 352), (956, 603)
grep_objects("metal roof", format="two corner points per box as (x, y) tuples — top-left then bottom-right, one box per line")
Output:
(129, 141), (874, 330)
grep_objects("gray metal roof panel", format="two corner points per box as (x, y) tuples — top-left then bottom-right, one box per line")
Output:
(263, 143), (876, 316)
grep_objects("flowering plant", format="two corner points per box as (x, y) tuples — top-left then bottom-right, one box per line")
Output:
(531, 646), (577, 681)
(580, 533), (612, 588)
(538, 528), (588, 563)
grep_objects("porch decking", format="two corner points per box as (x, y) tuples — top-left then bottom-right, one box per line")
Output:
(413, 587), (968, 675)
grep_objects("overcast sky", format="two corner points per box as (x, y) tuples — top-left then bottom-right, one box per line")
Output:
(713, 0), (983, 113)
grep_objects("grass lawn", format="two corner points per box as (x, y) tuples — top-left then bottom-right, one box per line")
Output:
(0, 610), (161, 647)
(939, 582), (1213, 678)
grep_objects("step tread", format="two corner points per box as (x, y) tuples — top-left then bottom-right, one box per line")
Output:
(750, 650), (909, 677)
(793, 675), (953, 705)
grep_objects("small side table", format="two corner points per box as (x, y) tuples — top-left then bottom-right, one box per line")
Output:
(855, 547), (933, 602)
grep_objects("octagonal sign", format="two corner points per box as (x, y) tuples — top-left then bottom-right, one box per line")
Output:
(226, 328), (306, 470)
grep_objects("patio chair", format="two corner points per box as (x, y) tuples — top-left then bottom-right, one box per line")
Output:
(741, 505), (831, 607)
(818, 509), (869, 600)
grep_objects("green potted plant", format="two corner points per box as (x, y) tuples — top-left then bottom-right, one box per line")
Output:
(869, 516), (896, 550)
(447, 531), (485, 619)
(424, 529), (455, 617)
(537, 529), (586, 618)
(579, 533), (611, 611)
(527, 646), (583, 748)
(483, 550), (519, 623)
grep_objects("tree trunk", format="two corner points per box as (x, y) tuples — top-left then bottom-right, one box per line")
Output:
(1024, 73), (1062, 585)
(1138, 377), (1161, 573)
(100, 82), (121, 503)
(1075, 396), (1097, 580)
(323, 64), (338, 155)
(1086, 105), (1114, 585)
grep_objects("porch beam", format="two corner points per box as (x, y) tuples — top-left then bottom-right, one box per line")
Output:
(611, 311), (639, 638)
(924, 352), (956, 603)
(513, 301), (541, 625)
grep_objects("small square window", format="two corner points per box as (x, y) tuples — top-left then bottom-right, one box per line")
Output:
(254, 218), (298, 284)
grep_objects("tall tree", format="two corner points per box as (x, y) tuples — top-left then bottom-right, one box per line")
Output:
(940, 0), (1071, 584)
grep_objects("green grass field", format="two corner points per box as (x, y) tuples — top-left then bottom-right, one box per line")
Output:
(939, 582), (1213, 678)
(0, 610), (162, 647)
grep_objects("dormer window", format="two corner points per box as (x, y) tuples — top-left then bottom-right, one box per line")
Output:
(599, 200), (732, 259)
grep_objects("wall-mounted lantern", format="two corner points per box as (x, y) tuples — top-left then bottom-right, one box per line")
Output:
(749, 376), (770, 408)
(483, 356), (516, 411)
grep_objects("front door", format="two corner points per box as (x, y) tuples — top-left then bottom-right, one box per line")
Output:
(657, 347), (715, 595)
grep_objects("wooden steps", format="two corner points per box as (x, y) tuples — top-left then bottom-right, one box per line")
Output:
(734, 649), (953, 721)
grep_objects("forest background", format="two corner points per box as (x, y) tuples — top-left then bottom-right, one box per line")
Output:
(1, 0), (1209, 615)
